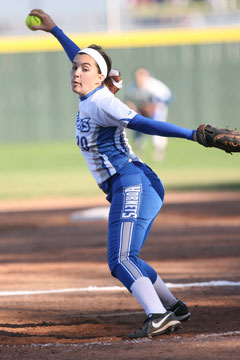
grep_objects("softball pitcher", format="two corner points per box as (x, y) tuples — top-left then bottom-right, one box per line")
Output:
(28, 9), (240, 339)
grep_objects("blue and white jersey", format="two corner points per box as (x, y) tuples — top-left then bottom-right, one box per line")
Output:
(76, 86), (139, 185)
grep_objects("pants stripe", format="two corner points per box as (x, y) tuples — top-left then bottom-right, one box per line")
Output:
(118, 221), (143, 281)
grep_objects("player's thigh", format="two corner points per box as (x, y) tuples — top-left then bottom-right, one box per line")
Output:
(107, 169), (162, 260)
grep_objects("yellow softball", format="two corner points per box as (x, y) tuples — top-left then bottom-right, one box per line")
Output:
(25, 15), (42, 30)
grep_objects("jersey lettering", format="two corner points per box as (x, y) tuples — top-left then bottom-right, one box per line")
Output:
(76, 113), (90, 132)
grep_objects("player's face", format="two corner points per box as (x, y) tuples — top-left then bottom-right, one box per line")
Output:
(71, 54), (104, 96)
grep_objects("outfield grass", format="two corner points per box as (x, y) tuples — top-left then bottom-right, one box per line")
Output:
(0, 138), (239, 200)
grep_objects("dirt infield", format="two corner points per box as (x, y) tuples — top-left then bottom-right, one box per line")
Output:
(0, 191), (239, 359)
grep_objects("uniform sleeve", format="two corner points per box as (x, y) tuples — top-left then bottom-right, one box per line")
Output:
(96, 94), (138, 127)
(127, 114), (195, 140)
(51, 26), (80, 62)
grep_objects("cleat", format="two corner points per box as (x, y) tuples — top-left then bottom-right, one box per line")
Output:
(168, 300), (191, 322)
(128, 311), (181, 339)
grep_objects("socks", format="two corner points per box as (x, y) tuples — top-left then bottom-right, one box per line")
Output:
(130, 277), (166, 315)
(153, 275), (177, 309)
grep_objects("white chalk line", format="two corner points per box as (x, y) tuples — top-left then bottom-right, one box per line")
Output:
(0, 280), (239, 297)
(0, 331), (239, 349)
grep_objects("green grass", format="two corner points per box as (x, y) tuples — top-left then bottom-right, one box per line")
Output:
(0, 138), (239, 200)
(143, 137), (240, 191)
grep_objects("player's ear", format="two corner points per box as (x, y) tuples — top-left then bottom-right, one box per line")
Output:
(95, 73), (104, 85)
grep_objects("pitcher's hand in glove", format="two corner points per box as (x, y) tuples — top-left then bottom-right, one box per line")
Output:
(196, 124), (240, 154)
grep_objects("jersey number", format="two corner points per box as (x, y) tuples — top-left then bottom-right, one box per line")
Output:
(77, 135), (89, 151)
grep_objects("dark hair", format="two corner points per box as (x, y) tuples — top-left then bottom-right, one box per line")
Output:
(88, 44), (112, 84)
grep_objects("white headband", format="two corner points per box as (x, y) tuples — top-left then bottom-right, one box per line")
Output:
(78, 48), (108, 80)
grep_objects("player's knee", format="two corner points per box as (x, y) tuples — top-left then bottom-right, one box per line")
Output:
(109, 262), (131, 288)
(108, 254), (139, 281)
(108, 253), (137, 274)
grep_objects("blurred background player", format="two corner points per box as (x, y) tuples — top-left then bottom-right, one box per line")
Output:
(125, 67), (173, 160)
